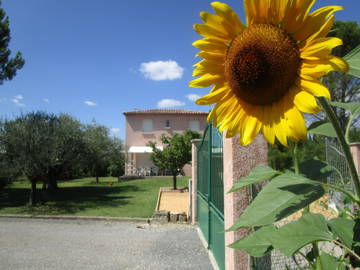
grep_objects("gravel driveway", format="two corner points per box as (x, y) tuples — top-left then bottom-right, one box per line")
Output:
(0, 217), (213, 270)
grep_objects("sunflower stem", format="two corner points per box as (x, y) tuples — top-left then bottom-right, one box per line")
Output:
(345, 113), (355, 144)
(293, 143), (300, 175)
(317, 97), (360, 199)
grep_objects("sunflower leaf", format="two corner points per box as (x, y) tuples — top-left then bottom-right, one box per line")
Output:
(228, 225), (276, 257)
(228, 173), (325, 230)
(328, 218), (355, 248)
(300, 159), (335, 183)
(330, 101), (360, 116)
(229, 165), (280, 193)
(269, 213), (334, 257)
(308, 121), (337, 138)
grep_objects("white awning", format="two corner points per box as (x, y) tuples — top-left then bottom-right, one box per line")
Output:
(128, 146), (163, 153)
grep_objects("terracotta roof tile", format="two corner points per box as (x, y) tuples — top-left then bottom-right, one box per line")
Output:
(123, 109), (208, 115)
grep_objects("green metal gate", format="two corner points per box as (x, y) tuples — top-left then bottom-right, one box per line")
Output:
(197, 123), (225, 270)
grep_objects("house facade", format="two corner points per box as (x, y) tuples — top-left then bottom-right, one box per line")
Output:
(123, 109), (208, 176)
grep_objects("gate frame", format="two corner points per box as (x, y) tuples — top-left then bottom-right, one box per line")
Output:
(192, 133), (268, 270)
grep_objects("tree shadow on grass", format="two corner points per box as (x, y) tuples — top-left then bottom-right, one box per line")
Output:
(0, 184), (143, 215)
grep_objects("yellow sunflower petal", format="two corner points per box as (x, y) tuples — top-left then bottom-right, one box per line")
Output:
(261, 106), (275, 144)
(300, 78), (330, 99)
(303, 15), (334, 45)
(192, 38), (228, 53)
(239, 114), (262, 146)
(211, 1), (245, 35)
(192, 60), (223, 76)
(193, 24), (231, 42)
(283, 0), (315, 34)
(189, 73), (223, 88)
(284, 106), (307, 141)
(195, 86), (229, 105)
(269, 0), (289, 25)
(301, 56), (349, 79)
(199, 12), (228, 34)
(196, 51), (225, 61)
(300, 37), (343, 60)
(294, 90), (321, 114)
(294, 6), (343, 41)
(244, 0), (271, 25)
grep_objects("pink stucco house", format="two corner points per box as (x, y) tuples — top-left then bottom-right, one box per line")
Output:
(123, 109), (208, 176)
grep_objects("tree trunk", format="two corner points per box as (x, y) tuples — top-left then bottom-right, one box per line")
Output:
(29, 180), (37, 206)
(172, 174), (177, 190)
(47, 177), (58, 191)
(95, 174), (99, 184)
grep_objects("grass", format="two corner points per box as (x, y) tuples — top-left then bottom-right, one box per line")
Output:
(0, 176), (188, 218)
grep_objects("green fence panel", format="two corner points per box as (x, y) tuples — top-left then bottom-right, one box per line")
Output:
(197, 122), (225, 270)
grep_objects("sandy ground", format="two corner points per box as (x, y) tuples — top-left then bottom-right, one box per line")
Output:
(158, 190), (189, 216)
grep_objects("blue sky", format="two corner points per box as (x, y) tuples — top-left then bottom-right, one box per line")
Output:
(1, 0), (360, 139)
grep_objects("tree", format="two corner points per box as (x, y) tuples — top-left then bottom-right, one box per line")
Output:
(0, 112), (58, 205)
(0, 1), (25, 84)
(107, 137), (125, 178)
(83, 123), (114, 183)
(148, 130), (200, 190)
(46, 114), (86, 189)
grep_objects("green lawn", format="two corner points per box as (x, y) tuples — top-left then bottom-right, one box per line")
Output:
(0, 177), (188, 218)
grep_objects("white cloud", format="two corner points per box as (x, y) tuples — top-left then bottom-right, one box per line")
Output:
(84, 100), (97, 106)
(186, 94), (201, 102)
(157, 99), (185, 108)
(43, 98), (49, 103)
(111, 128), (120, 136)
(11, 95), (25, 107)
(139, 60), (184, 81)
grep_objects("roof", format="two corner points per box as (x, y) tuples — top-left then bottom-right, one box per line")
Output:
(123, 109), (208, 116)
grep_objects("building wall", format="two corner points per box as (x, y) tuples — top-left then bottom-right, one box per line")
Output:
(125, 114), (207, 150)
(124, 113), (208, 176)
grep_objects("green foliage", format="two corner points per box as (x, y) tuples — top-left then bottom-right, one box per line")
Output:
(228, 172), (324, 230)
(308, 121), (337, 138)
(229, 165), (279, 193)
(148, 130), (200, 189)
(0, 112), (125, 204)
(268, 137), (326, 172)
(0, 1), (24, 85)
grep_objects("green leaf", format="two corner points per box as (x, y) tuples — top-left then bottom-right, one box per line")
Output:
(228, 225), (276, 257)
(269, 213), (334, 257)
(228, 173), (325, 230)
(308, 121), (337, 138)
(229, 165), (280, 193)
(315, 252), (346, 270)
(330, 102), (360, 116)
(300, 159), (335, 183)
(328, 218), (355, 248)
(344, 44), (360, 78)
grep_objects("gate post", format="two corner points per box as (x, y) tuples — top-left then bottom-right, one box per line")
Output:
(191, 139), (201, 225)
(223, 134), (268, 270)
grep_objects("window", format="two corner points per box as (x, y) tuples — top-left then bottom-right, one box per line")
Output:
(165, 120), (171, 128)
(143, 119), (153, 133)
(189, 120), (200, 131)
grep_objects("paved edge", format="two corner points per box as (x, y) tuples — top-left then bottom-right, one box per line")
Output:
(0, 214), (151, 223)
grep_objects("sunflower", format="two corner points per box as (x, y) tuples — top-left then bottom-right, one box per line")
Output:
(189, 0), (348, 146)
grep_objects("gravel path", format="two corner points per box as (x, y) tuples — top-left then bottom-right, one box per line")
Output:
(0, 218), (213, 270)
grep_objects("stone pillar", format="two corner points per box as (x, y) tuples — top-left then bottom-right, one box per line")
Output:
(350, 143), (360, 174)
(223, 134), (268, 270)
(191, 139), (201, 225)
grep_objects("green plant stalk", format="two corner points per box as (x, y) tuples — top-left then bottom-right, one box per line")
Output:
(345, 113), (355, 144)
(321, 183), (360, 204)
(334, 240), (360, 262)
(294, 143), (300, 175)
(318, 97), (360, 199)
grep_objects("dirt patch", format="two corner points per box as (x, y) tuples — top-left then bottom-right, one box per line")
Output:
(157, 189), (189, 216)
